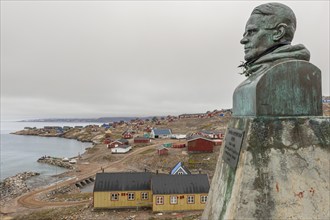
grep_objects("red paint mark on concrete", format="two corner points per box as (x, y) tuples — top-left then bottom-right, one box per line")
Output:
(295, 191), (305, 199)
(309, 187), (315, 196)
(276, 182), (279, 192)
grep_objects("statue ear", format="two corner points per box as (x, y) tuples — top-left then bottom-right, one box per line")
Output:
(273, 23), (287, 41)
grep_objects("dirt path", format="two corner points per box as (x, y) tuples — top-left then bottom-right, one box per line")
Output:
(0, 143), (161, 217)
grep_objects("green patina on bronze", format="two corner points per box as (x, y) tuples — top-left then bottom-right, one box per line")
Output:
(234, 2), (322, 117)
(218, 167), (235, 220)
(204, 3), (327, 219)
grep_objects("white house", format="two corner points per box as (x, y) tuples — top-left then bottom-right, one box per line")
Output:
(170, 134), (187, 139)
(150, 128), (172, 139)
(111, 145), (132, 154)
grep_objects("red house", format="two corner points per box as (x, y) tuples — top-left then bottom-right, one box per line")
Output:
(103, 138), (113, 145)
(173, 143), (186, 148)
(108, 139), (129, 148)
(157, 146), (169, 156)
(187, 136), (215, 153)
(123, 132), (133, 139)
(134, 136), (151, 144)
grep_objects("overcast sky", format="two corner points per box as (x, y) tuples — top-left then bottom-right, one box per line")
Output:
(1, 0), (329, 120)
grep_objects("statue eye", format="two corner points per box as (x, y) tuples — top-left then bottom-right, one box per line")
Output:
(244, 29), (257, 37)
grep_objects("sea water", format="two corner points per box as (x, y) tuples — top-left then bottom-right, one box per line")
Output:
(0, 121), (95, 182)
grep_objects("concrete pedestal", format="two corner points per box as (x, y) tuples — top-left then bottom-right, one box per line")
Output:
(202, 117), (329, 220)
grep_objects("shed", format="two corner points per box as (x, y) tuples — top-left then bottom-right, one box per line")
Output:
(157, 146), (169, 156)
(134, 136), (151, 144)
(173, 143), (186, 148)
(163, 143), (173, 148)
(187, 136), (215, 153)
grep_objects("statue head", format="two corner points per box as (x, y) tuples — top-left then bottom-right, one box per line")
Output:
(240, 3), (296, 62)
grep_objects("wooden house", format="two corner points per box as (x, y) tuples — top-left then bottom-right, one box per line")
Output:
(123, 132), (133, 139)
(93, 172), (153, 209)
(172, 143), (186, 148)
(134, 136), (151, 144)
(157, 146), (169, 156)
(108, 139), (129, 148)
(187, 136), (215, 153)
(169, 162), (191, 175)
(151, 128), (172, 139)
(151, 174), (209, 212)
(111, 145), (132, 154)
(93, 172), (210, 212)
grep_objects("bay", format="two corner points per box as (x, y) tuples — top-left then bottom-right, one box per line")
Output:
(0, 121), (96, 181)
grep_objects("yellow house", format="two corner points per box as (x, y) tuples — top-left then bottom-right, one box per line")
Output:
(93, 172), (153, 209)
(151, 174), (209, 212)
(93, 172), (210, 212)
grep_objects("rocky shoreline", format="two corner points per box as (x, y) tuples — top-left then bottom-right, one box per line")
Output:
(0, 172), (40, 203)
(12, 126), (106, 144)
(37, 156), (75, 169)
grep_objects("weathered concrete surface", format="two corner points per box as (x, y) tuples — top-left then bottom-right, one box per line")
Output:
(202, 117), (329, 220)
(233, 60), (322, 116)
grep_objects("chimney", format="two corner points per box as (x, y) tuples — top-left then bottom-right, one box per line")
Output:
(156, 170), (158, 174)
(199, 168), (202, 174)
(144, 168), (147, 172)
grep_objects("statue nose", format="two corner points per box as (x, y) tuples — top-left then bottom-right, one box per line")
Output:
(240, 37), (248, 44)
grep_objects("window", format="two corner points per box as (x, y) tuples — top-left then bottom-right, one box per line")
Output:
(187, 195), (195, 204)
(128, 192), (135, 200)
(141, 192), (148, 200)
(177, 171), (184, 175)
(201, 195), (207, 203)
(111, 193), (119, 201)
(170, 196), (178, 204)
(156, 196), (164, 205)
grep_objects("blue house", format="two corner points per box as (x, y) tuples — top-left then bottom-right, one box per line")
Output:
(150, 128), (172, 139)
(170, 162), (191, 175)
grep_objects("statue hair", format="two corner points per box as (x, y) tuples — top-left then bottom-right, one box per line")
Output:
(252, 3), (296, 42)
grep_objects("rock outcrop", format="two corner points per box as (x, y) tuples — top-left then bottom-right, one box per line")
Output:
(0, 172), (40, 202)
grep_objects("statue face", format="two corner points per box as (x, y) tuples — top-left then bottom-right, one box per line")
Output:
(240, 14), (276, 62)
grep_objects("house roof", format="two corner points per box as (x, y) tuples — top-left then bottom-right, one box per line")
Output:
(152, 129), (172, 135)
(170, 162), (191, 175)
(156, 146), (168, 150)
(187, 135), (214, 142)
(134, 136), (150, 140)
(152, 174), (209, 194)
(110, 139), (127, 145)
(118, 139), (129, 143)
(94, 172), (153, 192)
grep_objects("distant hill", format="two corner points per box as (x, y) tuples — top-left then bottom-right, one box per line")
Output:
(19, 117), (154, 123)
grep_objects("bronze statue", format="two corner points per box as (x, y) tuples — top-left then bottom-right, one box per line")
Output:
(233, 2), (322, 116)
